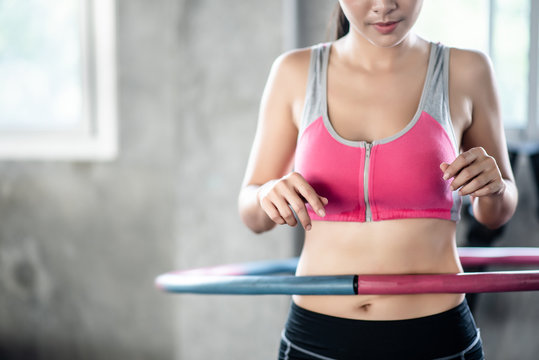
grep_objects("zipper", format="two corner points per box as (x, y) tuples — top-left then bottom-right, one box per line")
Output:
(364, 142), (373, 222)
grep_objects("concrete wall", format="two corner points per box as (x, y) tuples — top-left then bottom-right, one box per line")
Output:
(0, 1), (537, 359)
(174, 2), (334, 359)
(0, 1), (333, 359)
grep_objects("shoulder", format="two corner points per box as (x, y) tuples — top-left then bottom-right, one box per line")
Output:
(448, 47), (496, 96)
(262, 45), (317, 107)
(268, 46), (313, 82)
(449, 47), (493, 76)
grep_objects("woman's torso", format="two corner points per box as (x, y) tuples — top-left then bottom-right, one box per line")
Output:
(294, 219), (463, 320)
(289, 37), (471, 320)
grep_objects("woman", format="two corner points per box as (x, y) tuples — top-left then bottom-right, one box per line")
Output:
(238, 0), (517, 359)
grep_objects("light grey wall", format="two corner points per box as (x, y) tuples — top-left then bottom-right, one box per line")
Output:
(0, 1), (537, 359)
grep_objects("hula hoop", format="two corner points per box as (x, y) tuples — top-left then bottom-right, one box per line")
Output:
(156, 247), (539, 295)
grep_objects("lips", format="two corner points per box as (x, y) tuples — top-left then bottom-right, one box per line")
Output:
(372, 20), (400, 35)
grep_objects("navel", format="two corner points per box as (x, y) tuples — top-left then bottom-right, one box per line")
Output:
(358, 303), (372, 312)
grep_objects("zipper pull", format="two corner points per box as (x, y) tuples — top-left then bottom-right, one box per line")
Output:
(365, 142), (372, 158)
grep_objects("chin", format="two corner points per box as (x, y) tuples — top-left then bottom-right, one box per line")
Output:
(367, 36), (408, 48)
(364, 28), (413, 48)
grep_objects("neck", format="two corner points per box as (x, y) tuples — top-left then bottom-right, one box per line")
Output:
(337, 31), (422, 72)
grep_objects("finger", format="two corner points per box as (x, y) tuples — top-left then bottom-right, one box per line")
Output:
(458, 172), (496, 196)
(449, 162), (486, 191)
(442, 149), (483, 180)
(294, 196), (328, 231)
(469, 182), (498, 197)
(457, 158), (502, 196)
(294, 183), (327, 218)
(440, 162), (450, 173)
(278, 184), (316, 230)
(272, 196), (298, 227)
(287, 197), (313, 231)
(450, 152), (501, 192)
(470, 180), (505, 197)
(467, 163), (505, 197)
(259, 198), (286, 225)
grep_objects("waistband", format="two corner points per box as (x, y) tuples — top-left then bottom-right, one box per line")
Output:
(284, 300), (480, 359)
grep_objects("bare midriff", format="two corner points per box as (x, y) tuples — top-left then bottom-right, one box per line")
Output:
(293, 218), (465, 320)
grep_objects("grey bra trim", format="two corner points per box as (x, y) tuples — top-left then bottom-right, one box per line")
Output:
(323, 42), (436, 148)
(298, 42), (459, 154)
(443, 46), (460, 154)
(298, 43), (327, 138)
(298, 41), (462, 221)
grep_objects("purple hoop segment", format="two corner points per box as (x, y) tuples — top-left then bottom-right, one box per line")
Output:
(155, 247), (539, 295)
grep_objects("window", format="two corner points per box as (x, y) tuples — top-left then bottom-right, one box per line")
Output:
(0, 0), (117, 160)
(415, 0), (539, 141)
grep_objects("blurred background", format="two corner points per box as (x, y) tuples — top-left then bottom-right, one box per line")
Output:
(0, 0), (538, 359)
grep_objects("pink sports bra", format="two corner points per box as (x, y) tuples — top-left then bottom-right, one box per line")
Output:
(294, 42), (462, 222)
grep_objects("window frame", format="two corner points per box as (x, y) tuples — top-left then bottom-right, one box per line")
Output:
(0, 0), (118, 161)
(526, 0), (539, 138)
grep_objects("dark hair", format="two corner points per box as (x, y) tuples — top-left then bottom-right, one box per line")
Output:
(333, 3), (349, 40)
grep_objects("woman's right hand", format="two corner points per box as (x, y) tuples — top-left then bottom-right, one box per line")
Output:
(257, 172), (328, 231)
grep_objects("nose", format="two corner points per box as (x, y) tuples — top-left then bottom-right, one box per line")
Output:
(372, 0), (398, 15)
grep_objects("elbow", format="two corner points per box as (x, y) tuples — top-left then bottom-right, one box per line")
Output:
(239, 211), (276, 234)
(474, 201), (518, 231)
(250, 224), (274, 235)
(238, 197), (276, 234)
(477, 217), (509, 230)
(473, 205), (516, 230)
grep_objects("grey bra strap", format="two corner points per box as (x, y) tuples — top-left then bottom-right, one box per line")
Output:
(423, 43), (459, 154)
(298, 43), (330, 140)
(423, 43), (462, 221)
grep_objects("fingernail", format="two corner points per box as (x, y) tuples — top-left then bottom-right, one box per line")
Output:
(443, 173), (449, 180)
(305, 224), (311, 231)
(318, 209), (326, 217)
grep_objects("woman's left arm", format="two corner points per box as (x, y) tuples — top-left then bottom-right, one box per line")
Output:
(441, 50), (518, 229)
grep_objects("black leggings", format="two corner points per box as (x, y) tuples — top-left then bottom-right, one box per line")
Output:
(278, 300), (484, 360)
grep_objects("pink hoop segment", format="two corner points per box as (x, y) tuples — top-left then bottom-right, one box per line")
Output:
(458, 247), (539, 266)
(354, 271), (539, 294)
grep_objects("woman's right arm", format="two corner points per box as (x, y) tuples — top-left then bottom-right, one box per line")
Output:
(238, 50), (327, 234)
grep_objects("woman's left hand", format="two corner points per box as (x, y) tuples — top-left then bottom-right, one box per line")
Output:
(440, 147), (506, 198)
